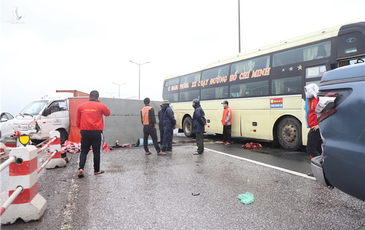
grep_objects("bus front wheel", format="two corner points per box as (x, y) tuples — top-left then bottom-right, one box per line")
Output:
(183, 117), (194, 137)
(277, 117), (302, 151)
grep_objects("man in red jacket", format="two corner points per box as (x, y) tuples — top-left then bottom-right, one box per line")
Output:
(76, 90), (110, 178)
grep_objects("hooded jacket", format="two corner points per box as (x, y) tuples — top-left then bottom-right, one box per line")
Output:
(192, 104), (205, 133)
(162, 105), (176, 131)
(304, 84), (319, 128)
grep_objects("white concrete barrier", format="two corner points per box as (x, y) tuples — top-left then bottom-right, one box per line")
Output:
(0, 145), (47, 224)
(45, 131), (66, 169)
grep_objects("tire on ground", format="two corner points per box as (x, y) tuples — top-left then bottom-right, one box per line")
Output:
(277, 117), (302, 151)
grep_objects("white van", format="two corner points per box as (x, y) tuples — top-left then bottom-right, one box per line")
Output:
(13, 93), (74, 144)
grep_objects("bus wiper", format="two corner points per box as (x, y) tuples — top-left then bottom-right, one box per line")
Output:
(18, 113), (24, 117)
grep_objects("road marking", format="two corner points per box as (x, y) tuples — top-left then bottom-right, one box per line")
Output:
(61, 178), (79, 230)
(206, 148), (316, 180)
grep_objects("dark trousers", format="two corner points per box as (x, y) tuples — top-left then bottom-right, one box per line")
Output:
(195, 132), (204, 153)
(306, 129), (322, 158)
(143, 126), (160, 153)
(159, 127), (164, 146)
(161, 129), (173, 151)
(78, 130), (103, 173)
(223, 125), (231, 143)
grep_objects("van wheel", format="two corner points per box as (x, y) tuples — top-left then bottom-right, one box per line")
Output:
(183, 117), (194, 137)
(277, 117), (302, 151)
(57, 129), (68, 145)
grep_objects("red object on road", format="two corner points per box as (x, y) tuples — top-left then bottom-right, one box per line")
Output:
(242, 142), (263, 149)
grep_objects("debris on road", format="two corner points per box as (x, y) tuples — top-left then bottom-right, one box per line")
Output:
(238, 192), (254, 204)
(135, 138), (153, 147)
(242, 142), (263, 149)
(61, 141), (111, 153)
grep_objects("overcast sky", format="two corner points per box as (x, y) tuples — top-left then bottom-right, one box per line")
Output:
(1, 0), (365, 115)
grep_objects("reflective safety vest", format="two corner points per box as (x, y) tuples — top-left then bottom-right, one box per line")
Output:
(141, 106), (153, 125)
(222, 106), (232, 126)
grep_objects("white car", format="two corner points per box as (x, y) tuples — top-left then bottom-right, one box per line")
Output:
(0, 111), (15, 139)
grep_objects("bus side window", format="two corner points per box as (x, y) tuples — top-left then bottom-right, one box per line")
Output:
(274, 58), (284, 66)
(272, 76), (302, 95)
(315, 44), (327, 59)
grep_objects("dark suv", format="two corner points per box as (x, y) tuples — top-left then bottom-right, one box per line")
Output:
(311, 62), (365, 201)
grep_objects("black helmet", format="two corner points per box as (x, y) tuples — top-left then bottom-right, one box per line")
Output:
(192, 98), (200, 105)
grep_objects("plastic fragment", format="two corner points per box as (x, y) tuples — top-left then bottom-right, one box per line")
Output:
(242, 142), (263, 149)
(238, 192), (254, 205)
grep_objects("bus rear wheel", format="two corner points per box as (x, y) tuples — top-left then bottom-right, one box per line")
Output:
(277, 117), (302, 151)
(183, 117), (194, 137)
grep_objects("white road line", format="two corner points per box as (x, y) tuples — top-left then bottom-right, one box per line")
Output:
(206, 148), (316, 180)
(61, 178), (79, 230)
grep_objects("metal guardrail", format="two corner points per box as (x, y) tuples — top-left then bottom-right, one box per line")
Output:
(0, 186), (23, 216)
(0, 156), (16, 172)
(37, 150), (59, 174)
(37, 136), (57, 154)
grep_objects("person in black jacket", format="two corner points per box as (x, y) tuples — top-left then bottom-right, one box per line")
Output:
(158, 104), (164, 147)
(160, 100), (176, 153)
(192, 98), (206, 155)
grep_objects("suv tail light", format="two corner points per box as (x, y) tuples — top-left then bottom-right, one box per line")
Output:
(316, 92), (338, 122)
(317, 109), (336, 122)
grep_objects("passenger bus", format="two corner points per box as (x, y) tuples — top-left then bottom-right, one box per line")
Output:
(162, 22), (365, 150)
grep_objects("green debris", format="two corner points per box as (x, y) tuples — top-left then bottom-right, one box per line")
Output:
(238, 192), (254, 205)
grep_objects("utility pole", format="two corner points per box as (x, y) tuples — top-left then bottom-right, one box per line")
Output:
(238, 0), (241, 53)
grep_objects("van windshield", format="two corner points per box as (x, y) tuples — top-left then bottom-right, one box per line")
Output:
(20, 100), (48, 115)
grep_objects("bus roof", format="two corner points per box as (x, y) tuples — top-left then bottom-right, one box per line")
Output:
(163, 73), (182, 80)
(163, 21), (363, 80)
(204, 23), (346, 69)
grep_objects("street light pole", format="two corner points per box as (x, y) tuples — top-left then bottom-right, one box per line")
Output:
(106, 92), (115, 98)
(129, 60), (150, 100)
(238, 0), (241, 53)
(112, 82), (125, 98)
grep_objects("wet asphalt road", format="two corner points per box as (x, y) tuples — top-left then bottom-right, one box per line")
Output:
(1, 135), (365, 230)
